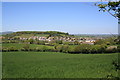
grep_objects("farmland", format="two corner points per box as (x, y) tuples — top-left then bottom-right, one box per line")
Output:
(1, 31), (120, 78)
(1, 31), (120, 54)
(2, 43), (54, 50)
(2, 1), (120, 79)
(2, 52), (119, 78)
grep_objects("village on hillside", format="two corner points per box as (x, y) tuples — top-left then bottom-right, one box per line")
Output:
(18, 36), (96, 45)
(1, 31), (117, 46)
(0, 31), (97, 45)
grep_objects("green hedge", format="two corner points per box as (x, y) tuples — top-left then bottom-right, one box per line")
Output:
(2, 44), (120, 54)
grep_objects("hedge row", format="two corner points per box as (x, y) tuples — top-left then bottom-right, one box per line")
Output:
(1, 44), (120, 54)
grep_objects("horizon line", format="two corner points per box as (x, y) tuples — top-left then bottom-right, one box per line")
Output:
(1, 30), (118, 35)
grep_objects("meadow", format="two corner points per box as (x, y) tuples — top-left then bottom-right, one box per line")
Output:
(2, 52), (119, 78)
(2, 43), (54, 50)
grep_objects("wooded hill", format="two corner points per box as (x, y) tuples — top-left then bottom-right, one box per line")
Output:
(3, 31), (71, 38)
(15, 31), (69, 35)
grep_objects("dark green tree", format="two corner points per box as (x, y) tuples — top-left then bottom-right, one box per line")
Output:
(22, 44), (30, 51)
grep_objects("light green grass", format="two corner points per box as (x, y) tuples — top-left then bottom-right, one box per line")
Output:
(2, 43), (54, 49)
(2, 52), (119, 78)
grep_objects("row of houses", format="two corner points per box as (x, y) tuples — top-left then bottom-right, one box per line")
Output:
(19, 36), (96, 44)
(1, 35), (97, 44)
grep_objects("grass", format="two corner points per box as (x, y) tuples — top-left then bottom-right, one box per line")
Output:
(2, 52), (119, 78)
(2, 43), (54, 50)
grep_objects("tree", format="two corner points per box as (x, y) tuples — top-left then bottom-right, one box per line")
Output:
(28, 39), (34, 44)
(95, 1), (120, 19)
(61, 45), (69, 53)
(74, 41), (80, 45)
(95, 1), (120, 44)
(54, 45), (63, 52)
(22, 44), (30, 51)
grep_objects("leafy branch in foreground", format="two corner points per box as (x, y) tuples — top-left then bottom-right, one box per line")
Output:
(95, 1), (120, 19)
(95, 0), (120, 44)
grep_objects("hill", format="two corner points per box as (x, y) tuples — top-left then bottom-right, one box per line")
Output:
(0, 31), (14, 35)
(2, 31), (71, 38)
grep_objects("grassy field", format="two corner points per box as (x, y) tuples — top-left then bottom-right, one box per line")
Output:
(2, 43), (54, 50)
(2, 52), (119, 78)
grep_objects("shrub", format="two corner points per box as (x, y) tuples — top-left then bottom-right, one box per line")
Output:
(90, 45), (107, 53)
(74, 41), (80, 45)
(55, 40), (63, 44)
(2, 47), (19, 52)
(104, 46), (117, 53)
(90, 47), (98, 53)
(105, 47), (117, 53)
(28, 47), (42, 52)
(9, 47), (18, 51)
(67, 44), (107, 54)
(117, 45), (120, 52)
(22, 44), (30, 51)
(74, 44), (91, 53)
(2, 47), (9, 52)
(54, 45), (62, 52)
(63, 42), (70, 45)
(94, 38), (116, 45)
(67, 46), (75, 53)
(37, 41), (46, 45)
(61, 45), (69, 53)
(74, 46), (81, 53)
(28, 39), (34, 44)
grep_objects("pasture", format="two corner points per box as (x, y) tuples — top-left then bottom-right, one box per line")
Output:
(2, 52), (119, 78)
(2, 43), (54, 50)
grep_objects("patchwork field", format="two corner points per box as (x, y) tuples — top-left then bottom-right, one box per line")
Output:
(2, 52), (119, 78)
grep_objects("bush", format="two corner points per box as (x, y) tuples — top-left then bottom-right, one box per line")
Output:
(21, 44), (30, 51)
(105, 46), (117, 53)
(48, 42), (57, 46)
(2, 47), (9, 52)
(2, 47), (19, 52)
(55, 40), (63, 44)
(90, 47), (97, 53)
(74, 44), (91, 53)
(61, 45), (69, 53)
(94, 45), (106, 53)
(94, 38), (116, 45)
(9, 47), (19, 51)
(117, 45), (120, 52)
(37, 41), (46, 45)
(67, 44), (107, 54)
(54, 45), (63, 52)
(67, 46), (75, 53)
(74, 41), (80, 45)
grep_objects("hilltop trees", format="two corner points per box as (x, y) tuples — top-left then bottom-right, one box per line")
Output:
(15, 31), (69, 35)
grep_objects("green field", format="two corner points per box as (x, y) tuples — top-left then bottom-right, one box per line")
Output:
(2, 52), (119, 78)
(2, 43), (54, 50)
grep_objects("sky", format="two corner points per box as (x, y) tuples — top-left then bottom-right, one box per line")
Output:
(1, 0), (119, 2)
(2, 2), (118, 34)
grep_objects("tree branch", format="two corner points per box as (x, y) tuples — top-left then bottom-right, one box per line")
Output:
(104, 8), (118, 19)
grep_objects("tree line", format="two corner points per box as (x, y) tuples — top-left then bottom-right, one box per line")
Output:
(2, 44), (120, 54)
